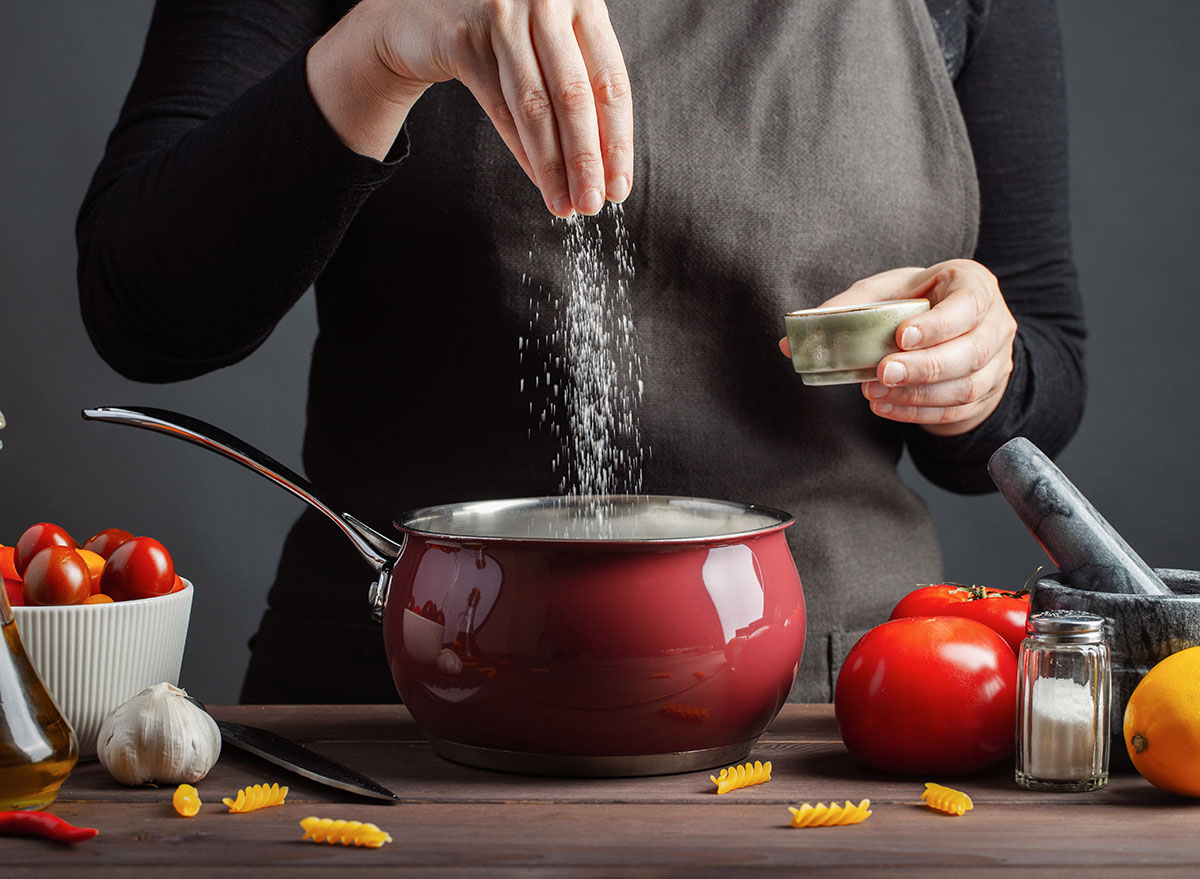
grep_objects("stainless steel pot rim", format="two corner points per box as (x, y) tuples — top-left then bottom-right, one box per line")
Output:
(394, 494), (795, 545)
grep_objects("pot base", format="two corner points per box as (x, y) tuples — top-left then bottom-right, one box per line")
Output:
(429, 736), (757, 778)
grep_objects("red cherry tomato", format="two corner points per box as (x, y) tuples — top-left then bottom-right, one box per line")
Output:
(81, 528), (134, 560)
(14, 523), (77, 578)
(101, 537), (175, 601)
(834, 616), (1017, 775)
(888, 583), (1029, 654)
(0, 546), (18, 580)
(421, 600), (438, 621)
(21, 546), (92, 606)
(170, 574), (186, 593)
(4, 576), (24, 607)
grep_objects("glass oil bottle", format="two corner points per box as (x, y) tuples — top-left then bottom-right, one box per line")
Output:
(0, 586), (78, 810)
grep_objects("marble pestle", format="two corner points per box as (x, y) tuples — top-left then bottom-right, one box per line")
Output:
(987, 437), (1172, 596)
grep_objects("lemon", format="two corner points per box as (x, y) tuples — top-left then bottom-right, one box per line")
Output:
(1123, 645), (1200, 797)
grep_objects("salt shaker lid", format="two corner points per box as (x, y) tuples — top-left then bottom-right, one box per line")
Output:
(1026, 609), (1105, 637)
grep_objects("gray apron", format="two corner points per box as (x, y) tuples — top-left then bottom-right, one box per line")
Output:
(261, 0), (980, 703)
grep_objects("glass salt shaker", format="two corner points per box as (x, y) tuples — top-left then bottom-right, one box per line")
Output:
(1015, 610), (1110, 792)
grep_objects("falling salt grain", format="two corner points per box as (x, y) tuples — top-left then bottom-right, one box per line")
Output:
(518, 204), (646, 535)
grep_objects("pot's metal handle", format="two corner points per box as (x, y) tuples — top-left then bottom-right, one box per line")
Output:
(81, 406), (400, 572)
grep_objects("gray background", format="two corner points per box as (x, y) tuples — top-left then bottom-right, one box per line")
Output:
(1, 2), (1196, 703)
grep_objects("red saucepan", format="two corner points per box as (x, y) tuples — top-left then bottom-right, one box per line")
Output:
(83, 407), (806, 776)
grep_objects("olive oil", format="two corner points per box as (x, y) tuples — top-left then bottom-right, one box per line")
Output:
(0, 593), (77, 810)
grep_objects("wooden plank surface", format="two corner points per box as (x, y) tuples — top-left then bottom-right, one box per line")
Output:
(5, 704), (1198, 877)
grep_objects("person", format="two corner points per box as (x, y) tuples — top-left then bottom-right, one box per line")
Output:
(76, 0), (1085, 703)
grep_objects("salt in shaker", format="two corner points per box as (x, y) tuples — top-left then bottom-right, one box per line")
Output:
(1015, 610), (1111, 792)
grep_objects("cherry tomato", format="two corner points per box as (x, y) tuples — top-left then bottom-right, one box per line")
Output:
(834, 616), (1018, 775)
(4, 576), (24, 607)
(0, 546), (18, 580)
(889, 583), (1029, 654)
(421, 599), (438, 621)
(101, 537), (175, 601)
(81, 528), (134, 560)
(21, 546), (92, 606)
(14, 523), (76, 578)
(170, 574), (186, 593)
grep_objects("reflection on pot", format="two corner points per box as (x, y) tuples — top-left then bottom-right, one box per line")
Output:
(401, 609), (445, 666)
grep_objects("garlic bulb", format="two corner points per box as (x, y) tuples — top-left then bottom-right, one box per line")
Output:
(96, 682), (221, 786)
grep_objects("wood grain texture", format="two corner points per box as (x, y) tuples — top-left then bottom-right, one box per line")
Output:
(8, 705), (1198, 878)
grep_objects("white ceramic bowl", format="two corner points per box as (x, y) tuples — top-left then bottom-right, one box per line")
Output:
(12, 583), (193, 757)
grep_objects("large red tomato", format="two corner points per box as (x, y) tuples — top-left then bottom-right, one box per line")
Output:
(101, 536), (176, 601)
(834, 616), (1017, 775)
(889, 583), (1029, 655)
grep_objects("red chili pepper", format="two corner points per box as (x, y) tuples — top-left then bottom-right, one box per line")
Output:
(0, 811), (99, 844)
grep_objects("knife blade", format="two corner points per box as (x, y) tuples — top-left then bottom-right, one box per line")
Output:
(215, 720), (401, 804)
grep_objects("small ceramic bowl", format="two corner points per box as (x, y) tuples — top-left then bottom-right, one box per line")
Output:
(12, 583), (193, 757)
(1030, 568), (1200, 770)
(784, 299), (930, 386)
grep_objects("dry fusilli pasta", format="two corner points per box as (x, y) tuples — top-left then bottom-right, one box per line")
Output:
(921, 782), (973, 816)
(788, 799), (872, 828)
(301, 817), (393, 848)
(223, 782), (289, 813)
(172, 783), (202, 817)
(710, 760), (772, 794)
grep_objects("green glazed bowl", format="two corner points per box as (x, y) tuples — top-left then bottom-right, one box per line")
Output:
(784, 299), (930, 386)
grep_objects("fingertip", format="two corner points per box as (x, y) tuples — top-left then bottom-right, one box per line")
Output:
(607, 174), (630, 204)
(549, 195), (576, 219)
(577, 188), (604, 215)
(880, 360), (907, 386)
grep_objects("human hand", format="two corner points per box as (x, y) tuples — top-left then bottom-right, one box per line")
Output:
(307, 0), (633, 218)
(779, 260), (1017, 436)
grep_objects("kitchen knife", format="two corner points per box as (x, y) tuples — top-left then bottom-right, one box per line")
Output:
(215, 719), (401, 804)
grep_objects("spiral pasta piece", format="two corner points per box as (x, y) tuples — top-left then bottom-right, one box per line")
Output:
(921, 782), (973, 816)
(300, 817), (393, 848)
(222, 782), (289, 813)
(172, 783), (202, 817)
(788, 799), (872, 828)
(710, 760), (772, 794)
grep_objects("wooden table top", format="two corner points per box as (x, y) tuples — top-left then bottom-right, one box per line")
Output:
(5, 704), (1197, 877)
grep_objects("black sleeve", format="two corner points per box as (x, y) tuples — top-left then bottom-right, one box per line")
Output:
(75, 0), (406, 383)
(905, 0), (1088, 493)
